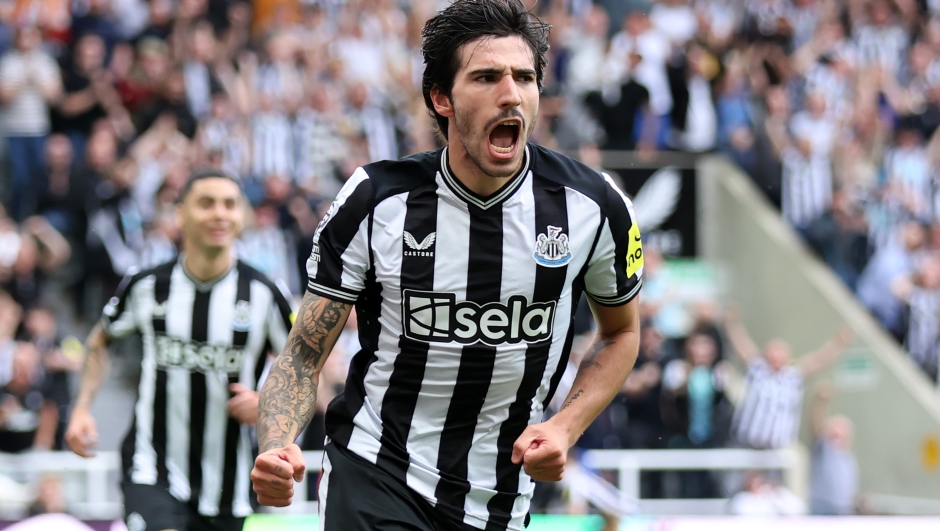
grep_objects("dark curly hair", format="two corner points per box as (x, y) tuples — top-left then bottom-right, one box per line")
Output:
(421, 0), (550, 140)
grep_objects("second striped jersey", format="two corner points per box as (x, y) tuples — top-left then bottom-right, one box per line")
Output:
(102, 257), (295, 517)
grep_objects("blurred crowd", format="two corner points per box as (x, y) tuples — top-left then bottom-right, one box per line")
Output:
(529, 249), (858, 519)
(3, 0), (933, 520)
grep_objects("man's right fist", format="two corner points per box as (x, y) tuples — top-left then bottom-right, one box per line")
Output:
(251, 444), (307, 507)
(65, 408), (98, 457)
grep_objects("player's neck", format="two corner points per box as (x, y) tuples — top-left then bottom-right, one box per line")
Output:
(183, 247), (234, 283)
(445, 142), (522, 198)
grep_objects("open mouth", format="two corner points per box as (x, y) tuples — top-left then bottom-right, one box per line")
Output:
(489, 119), (521, 155)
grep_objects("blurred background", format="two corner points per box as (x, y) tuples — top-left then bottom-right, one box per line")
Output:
(1, 0), (940, 529)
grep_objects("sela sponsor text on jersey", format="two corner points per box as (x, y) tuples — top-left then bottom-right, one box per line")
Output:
(153, 335), (245, 373)
(402, 290), (555, 345)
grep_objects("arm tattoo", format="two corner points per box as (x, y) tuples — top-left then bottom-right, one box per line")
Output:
(258, 295), (349, 452)
(75, 329), (110, 410)
(561, 389), (584, 411)
(579, 340), (614, 371)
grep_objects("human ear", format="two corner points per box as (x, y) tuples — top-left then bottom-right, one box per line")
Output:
(430, 85), (455, 118)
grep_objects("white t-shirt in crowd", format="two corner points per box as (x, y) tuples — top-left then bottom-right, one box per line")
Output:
(790, 111), (837, 157)
(650, 3), (698, 47)
(609, 29), (673, 115)
(673, 75), (717, 152)
(0, 49), (59, 136)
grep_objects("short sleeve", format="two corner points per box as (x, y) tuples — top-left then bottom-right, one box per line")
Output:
(100, 271), (143, 339)
(306, 168), (373, 303)
(583, 173), (643, 306)
(267, 278), (297, 354)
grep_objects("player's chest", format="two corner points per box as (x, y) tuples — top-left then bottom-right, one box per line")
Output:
(369, 198), (600, 295)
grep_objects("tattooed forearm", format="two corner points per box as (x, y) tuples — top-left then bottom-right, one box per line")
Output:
(561, 389), (584, 410)
(258, 294), (351, 452)
(75, 325), (110, 410)
(579, 340), (614, 371)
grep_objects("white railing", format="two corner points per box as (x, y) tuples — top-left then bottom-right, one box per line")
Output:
(0, 451), (122, 519)
(0, 447), (805, 519)
(581, 447), (806, 515)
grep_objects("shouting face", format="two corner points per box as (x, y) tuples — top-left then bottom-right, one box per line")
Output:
(433, 35), (540, 181)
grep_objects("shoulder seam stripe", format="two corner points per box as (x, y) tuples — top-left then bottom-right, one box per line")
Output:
(307, 282), (359, 302)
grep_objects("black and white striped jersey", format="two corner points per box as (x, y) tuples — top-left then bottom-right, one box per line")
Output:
(307, 144), (643, 531)
(102, 257), (295, 517)
(731, 359), (804, 450)
(904, 286), (940, 370)
(781, 147), (832, 229)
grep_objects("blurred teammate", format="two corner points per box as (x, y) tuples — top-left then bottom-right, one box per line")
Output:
(251, 1), (643, 530)
(65, 170), (295, 531)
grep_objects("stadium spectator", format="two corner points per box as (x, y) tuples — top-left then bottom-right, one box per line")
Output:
(857, 221), (928, 341)
(609, 6), (673, 129)
(54, 34), (129, 154)
(803, 186), (871, 291)
(0, 26), (62, 222)
(891, 254), (940, 379)
(237, 199), (297, 290)
(0, 289), (22, 386)
(85, 155), (144, 308)
(623, 325), (668, 451)
(1, 215), (71, 311)
(563, 4), (612, 97)
(135, 66), (198, 139)
(666, 42), (719, 153)
(138, 203), (179, 268)
(661, 332), (731, 498)
(727, 470), (806, 516)
(661, 333), (731, 449)
(0, 342), (58, 453)
(27, 475), (66, 516)
(195, 92), (252, 182)
(724, 305), (852, 450)
(22, 306), (82, 450)
(584, 51), (657, 152)
(30, 135), (88, 240)
(809, 381), (859, 516)
(182, 19), (225, 121)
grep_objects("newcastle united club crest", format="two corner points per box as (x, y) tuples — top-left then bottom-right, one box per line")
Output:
(533, 225), (572, 267)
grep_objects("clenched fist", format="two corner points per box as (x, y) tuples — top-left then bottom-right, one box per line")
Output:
(511, 422), (570, 482)
(251, 444), (306, 506)
(65, 407), (98, 457)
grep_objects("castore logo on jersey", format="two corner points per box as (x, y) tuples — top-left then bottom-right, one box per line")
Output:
(402, 289), (555, 346)
(403, 231), (436, 257)
(533, 225), (571, 267)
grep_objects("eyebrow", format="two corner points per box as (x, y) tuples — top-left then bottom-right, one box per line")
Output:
(194, 194), (240, 202)
(468, 67), (537, 77)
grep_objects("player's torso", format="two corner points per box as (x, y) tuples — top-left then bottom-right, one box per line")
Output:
(364, 167), (602, 410)
(130, 264), (269, 387)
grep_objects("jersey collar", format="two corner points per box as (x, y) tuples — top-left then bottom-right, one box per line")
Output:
(178, 253), (236, 291)
(439, 144), (531, 210)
